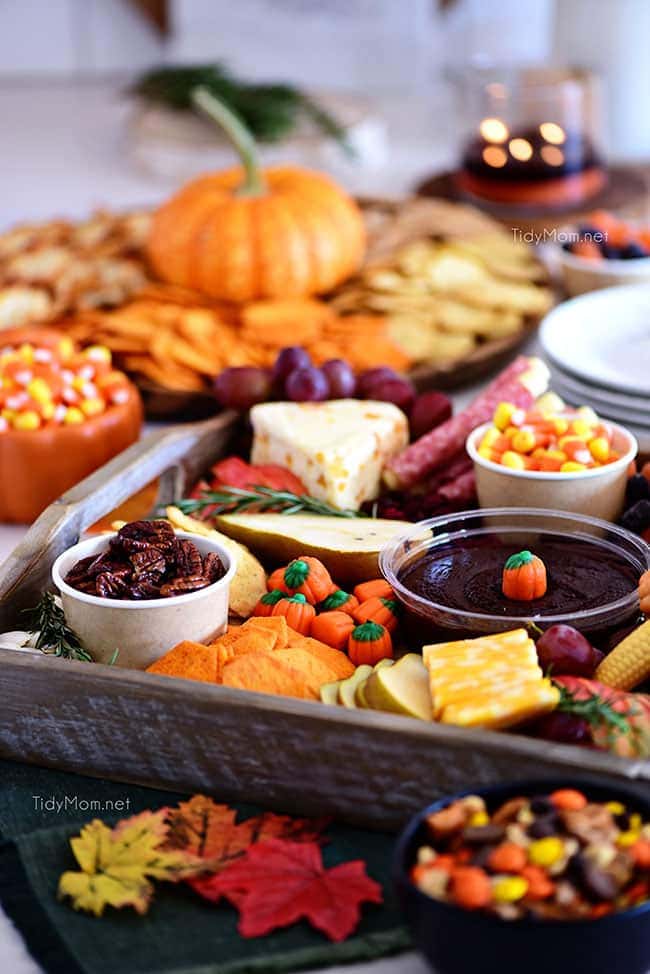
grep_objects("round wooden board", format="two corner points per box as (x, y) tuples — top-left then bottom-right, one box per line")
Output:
(349, 196), (551, 392)
(408, 317), (538, 392)
(134, 194), (553, 414)
(415, 164), (650, 234)
(136, 381), (221, 421)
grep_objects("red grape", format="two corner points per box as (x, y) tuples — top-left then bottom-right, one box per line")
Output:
(285, 366), (330, 402)
(214, 367), (272, 410)
(409, 390), (452, 440)
(534, 712), (592, 746)
(321, 359), (356, 398)
(356, 367), (399, 397)
(273, 347), (311, 382)
(362, 376), (415, 412)
(536, 625), (601, 678)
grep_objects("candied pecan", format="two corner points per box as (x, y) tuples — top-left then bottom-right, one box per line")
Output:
(130, 547), (166, 577)
(175, 539), (203, 577)
(87, 551), (128, 578)
(116, 519), (176, 555)
(202, 551), (225, 583)
(96, 572), (129, 598)
(159, 574), (208, 597)
(64, 555), (97, 586)
(71, 577), (99, 595)
(126, 579), (163, 599)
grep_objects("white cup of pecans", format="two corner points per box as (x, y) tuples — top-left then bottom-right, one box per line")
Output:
(52, 528), (235, 669)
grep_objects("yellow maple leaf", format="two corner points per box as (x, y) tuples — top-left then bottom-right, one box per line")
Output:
(58, 809), (201, 916)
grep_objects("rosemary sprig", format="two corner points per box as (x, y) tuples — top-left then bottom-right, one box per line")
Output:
(175, 485), (366, 519)
(23, 593), (93, 662)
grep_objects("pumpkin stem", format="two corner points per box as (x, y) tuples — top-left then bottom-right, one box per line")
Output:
(191, 86), (266, 196)
(504, 550), (534, 571)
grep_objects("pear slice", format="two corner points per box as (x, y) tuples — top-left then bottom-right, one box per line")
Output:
(338, 665), (373, 709)
(213, 513), (421, 586)
(363, 653), (433, 721)
(320, 680), (341, 706)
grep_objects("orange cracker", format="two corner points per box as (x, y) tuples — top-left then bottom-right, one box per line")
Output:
(221, 652), (314, 699)
(146, 641), (219, 683)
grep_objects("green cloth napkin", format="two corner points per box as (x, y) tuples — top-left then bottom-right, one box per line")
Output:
(0, 759), (410, 974)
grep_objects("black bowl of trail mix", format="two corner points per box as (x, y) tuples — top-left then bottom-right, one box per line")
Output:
(52, 519), (235, 668)
(393, 779), (650, 974)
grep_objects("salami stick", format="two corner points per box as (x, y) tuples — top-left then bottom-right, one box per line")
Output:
(383, 356), (549, 489)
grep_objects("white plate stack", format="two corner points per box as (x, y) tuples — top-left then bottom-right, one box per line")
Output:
(540, 283), (650, 453)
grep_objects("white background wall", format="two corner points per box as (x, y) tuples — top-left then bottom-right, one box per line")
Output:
(0, 0), (554, 85)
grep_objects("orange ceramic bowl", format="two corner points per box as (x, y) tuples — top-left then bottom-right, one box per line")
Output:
(0, 383), (143, 523)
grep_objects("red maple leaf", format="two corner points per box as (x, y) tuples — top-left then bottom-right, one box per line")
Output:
(208, 838), (383, 942)
(162, 796), (329, 902)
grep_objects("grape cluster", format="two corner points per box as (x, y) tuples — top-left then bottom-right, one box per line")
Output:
(212, 347), (452, 442)
(620, 470), (650, 538)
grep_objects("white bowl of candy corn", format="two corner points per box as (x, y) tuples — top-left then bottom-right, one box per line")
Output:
(466, 397), (637, 521)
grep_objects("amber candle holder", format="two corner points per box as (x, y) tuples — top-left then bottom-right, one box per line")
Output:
(455, 67), (606, 211)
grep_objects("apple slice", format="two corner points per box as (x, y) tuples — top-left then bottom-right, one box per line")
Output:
(320, 680), (341, 705)
(338, 665), (373, 709)
(355, 680), (371, 708)
(374, 658), (395, 670)
(363, 653), (433, 721)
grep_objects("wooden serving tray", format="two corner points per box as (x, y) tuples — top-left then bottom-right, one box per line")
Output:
(1, 414), (648, 830)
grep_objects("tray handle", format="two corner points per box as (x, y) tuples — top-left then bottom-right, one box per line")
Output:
(0, 412), (238, 622)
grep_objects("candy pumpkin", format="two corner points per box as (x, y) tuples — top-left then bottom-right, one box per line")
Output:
(502, 550), (547, 601)
(283, 557), (332, 605)
(320, 589), (359, 616)
(353, 579), (394, 603)
(266, 568), (290, 594)
(271, 593), (315, 635)
(311, 610), (355, 652)
(147, 89), (366, 303)
(348, 621), (393, 666)
(353, 596), (399, 633)
(252, 589), (286, 617)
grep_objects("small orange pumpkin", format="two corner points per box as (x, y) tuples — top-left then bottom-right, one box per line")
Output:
(502, 550), (547, 601)
(147, 90), (366, 303)
(252, 589), (286, 617)
(353, 579), (394, 603)
(283, 557), (333, 605)
(311, 611), (355, 651)
(353, 596), (399, 633)
(348, 621), (393, 666)
(271, 593), (315, 635)
(319, 589), (359, 617)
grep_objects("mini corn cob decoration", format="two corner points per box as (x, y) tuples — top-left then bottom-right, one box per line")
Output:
(595, 620), (650, 691)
